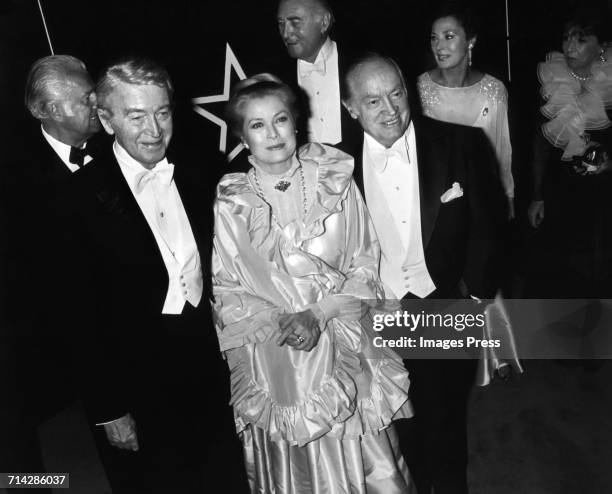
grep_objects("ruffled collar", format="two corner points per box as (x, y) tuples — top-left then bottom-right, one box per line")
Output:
(538, 48), (612, 159)
(217, 142), (354, 230)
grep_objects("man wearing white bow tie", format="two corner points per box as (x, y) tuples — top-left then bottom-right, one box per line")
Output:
(275, 0), (360, 152)
(69, 59), (247, 493)
(343, 53), (506, 494)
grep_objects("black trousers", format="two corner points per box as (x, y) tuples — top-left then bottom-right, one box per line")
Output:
(90, 304), (248, 494)
(396, 290), (478, 494)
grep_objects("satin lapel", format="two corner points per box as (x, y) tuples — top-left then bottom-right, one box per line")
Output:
(92, 152), (163, 260)
(414, 118), (450, 248)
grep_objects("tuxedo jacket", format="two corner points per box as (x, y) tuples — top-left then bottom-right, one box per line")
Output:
(5, 126), (108, 421)
(69, 144), (217, 423)
(351, 116), (506, 299)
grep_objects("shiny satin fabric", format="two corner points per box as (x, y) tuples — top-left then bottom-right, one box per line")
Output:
(243, 424), (415, 494)
(212, 143), (413, 492)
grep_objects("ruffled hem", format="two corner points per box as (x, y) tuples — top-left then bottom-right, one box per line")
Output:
(229, 328), (412, 447)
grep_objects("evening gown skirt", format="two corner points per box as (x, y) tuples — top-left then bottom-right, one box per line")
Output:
(226, 316), (415, 494)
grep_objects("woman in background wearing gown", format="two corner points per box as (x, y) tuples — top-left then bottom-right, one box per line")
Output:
(526, 8), (612, 298)
(211, 74), (414, 493)
(418, 5), (515, 219)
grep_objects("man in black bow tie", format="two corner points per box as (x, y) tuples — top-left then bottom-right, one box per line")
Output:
(1, 55), (102, 474)
(68, 58), (247, 493)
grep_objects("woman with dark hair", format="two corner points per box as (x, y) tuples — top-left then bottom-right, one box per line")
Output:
(527, 8), (612, 297)
(418, 6), (515, 218)
(212, 74), (414, 493)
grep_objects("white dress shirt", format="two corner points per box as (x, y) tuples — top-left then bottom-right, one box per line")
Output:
(297, 37), (342, 145)
(41, 126), (93, 172)
(362, 123), (436, 299)
(114, 142), (203, 314)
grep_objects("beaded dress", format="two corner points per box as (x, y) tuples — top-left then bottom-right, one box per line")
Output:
(418, 72), (514, 199)
(212, 143), (415, 493)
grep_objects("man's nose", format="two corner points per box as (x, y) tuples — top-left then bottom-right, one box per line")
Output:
(145, 115), (161, 136)
(382, 96), (397, 115)
(88, 92), (98, 109)
(280, 22), (293, 40)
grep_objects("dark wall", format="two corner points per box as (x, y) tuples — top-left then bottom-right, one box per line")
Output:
(1, 0), (611, 177)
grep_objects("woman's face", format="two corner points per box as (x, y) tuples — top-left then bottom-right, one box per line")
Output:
(241, 94), (296, 171)
(563, 27), (601, 72)
(430, 16), (474, 70)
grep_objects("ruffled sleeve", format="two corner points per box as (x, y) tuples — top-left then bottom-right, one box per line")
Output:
(212, 174), (283, 351)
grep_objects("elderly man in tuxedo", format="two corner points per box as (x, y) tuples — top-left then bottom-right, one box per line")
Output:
(275, 0), (360, 152)
(1, 55), (101, 474)
(342, 53), (505, 494)
(68, 58), (246, 493)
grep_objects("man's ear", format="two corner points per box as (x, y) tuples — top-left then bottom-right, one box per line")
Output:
(97, 108), (115, 136)
(342, 99), (359, 120)
(320, 12), (331, 34)
(46, 101), (64, 122)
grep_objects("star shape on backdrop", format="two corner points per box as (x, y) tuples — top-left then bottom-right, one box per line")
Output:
(192, 43), (247, 162)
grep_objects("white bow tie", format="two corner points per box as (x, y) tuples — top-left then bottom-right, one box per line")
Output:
(134, 161), (174, 194)
(372, 145), (408, 172)
(299, 59), (326, 78)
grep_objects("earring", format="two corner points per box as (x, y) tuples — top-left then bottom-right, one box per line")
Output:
(600, 49), (607, 63)
(468, 44), (473, 67)
(242, 142), (249, 150)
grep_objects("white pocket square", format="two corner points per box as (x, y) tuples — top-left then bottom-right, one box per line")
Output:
(440, 182), (464, 203)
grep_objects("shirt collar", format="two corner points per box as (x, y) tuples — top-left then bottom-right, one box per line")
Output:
(113, 141), (172, 190)
(298, 37), (334, 76)
(364, 121), (414, 173)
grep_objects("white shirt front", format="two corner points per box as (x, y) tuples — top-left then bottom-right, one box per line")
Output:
(114, 142), (202, 314)
(297, 37), (342, 145)
(41, 126), (93, 172)
(362, 123), (436, 299)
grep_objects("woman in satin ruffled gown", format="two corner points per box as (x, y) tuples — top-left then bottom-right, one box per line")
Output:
(211, 74), (415, 493)
(526, 8), (612, 298)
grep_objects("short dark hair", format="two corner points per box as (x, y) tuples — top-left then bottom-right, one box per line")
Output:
(430, 1), (479, 40)
(96, 58), (174, 114)
(342, 52), (407, 102)
(225, 74), (298, 138)
(563, 6), (611, 43)
(24, 55), (87, 117)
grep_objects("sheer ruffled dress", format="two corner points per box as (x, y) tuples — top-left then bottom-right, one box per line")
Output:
(528, 49), (612, 297)
(212, 143), (414, 493)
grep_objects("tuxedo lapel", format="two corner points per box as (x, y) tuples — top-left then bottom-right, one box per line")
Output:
(414, 117), (450, 248)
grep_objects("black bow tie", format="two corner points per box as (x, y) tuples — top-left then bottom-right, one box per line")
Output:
(69, 146), (88, 167)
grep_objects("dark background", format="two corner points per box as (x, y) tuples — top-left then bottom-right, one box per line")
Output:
(2, 0), (611, 182)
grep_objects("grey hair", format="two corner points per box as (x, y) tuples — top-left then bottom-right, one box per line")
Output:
(24, 55), (87, 117)
(96, 58), (174, 114)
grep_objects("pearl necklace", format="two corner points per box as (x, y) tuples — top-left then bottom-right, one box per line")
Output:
(569, 70), (591, 82)
(251, 164), (309, 222)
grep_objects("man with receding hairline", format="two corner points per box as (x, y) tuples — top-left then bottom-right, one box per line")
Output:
(343, 53), (505, 494)
(2, 53), (102, 479)
(275, 0), (360, 152)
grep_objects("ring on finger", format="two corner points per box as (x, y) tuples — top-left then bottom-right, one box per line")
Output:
(296, 335), (306, 344)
